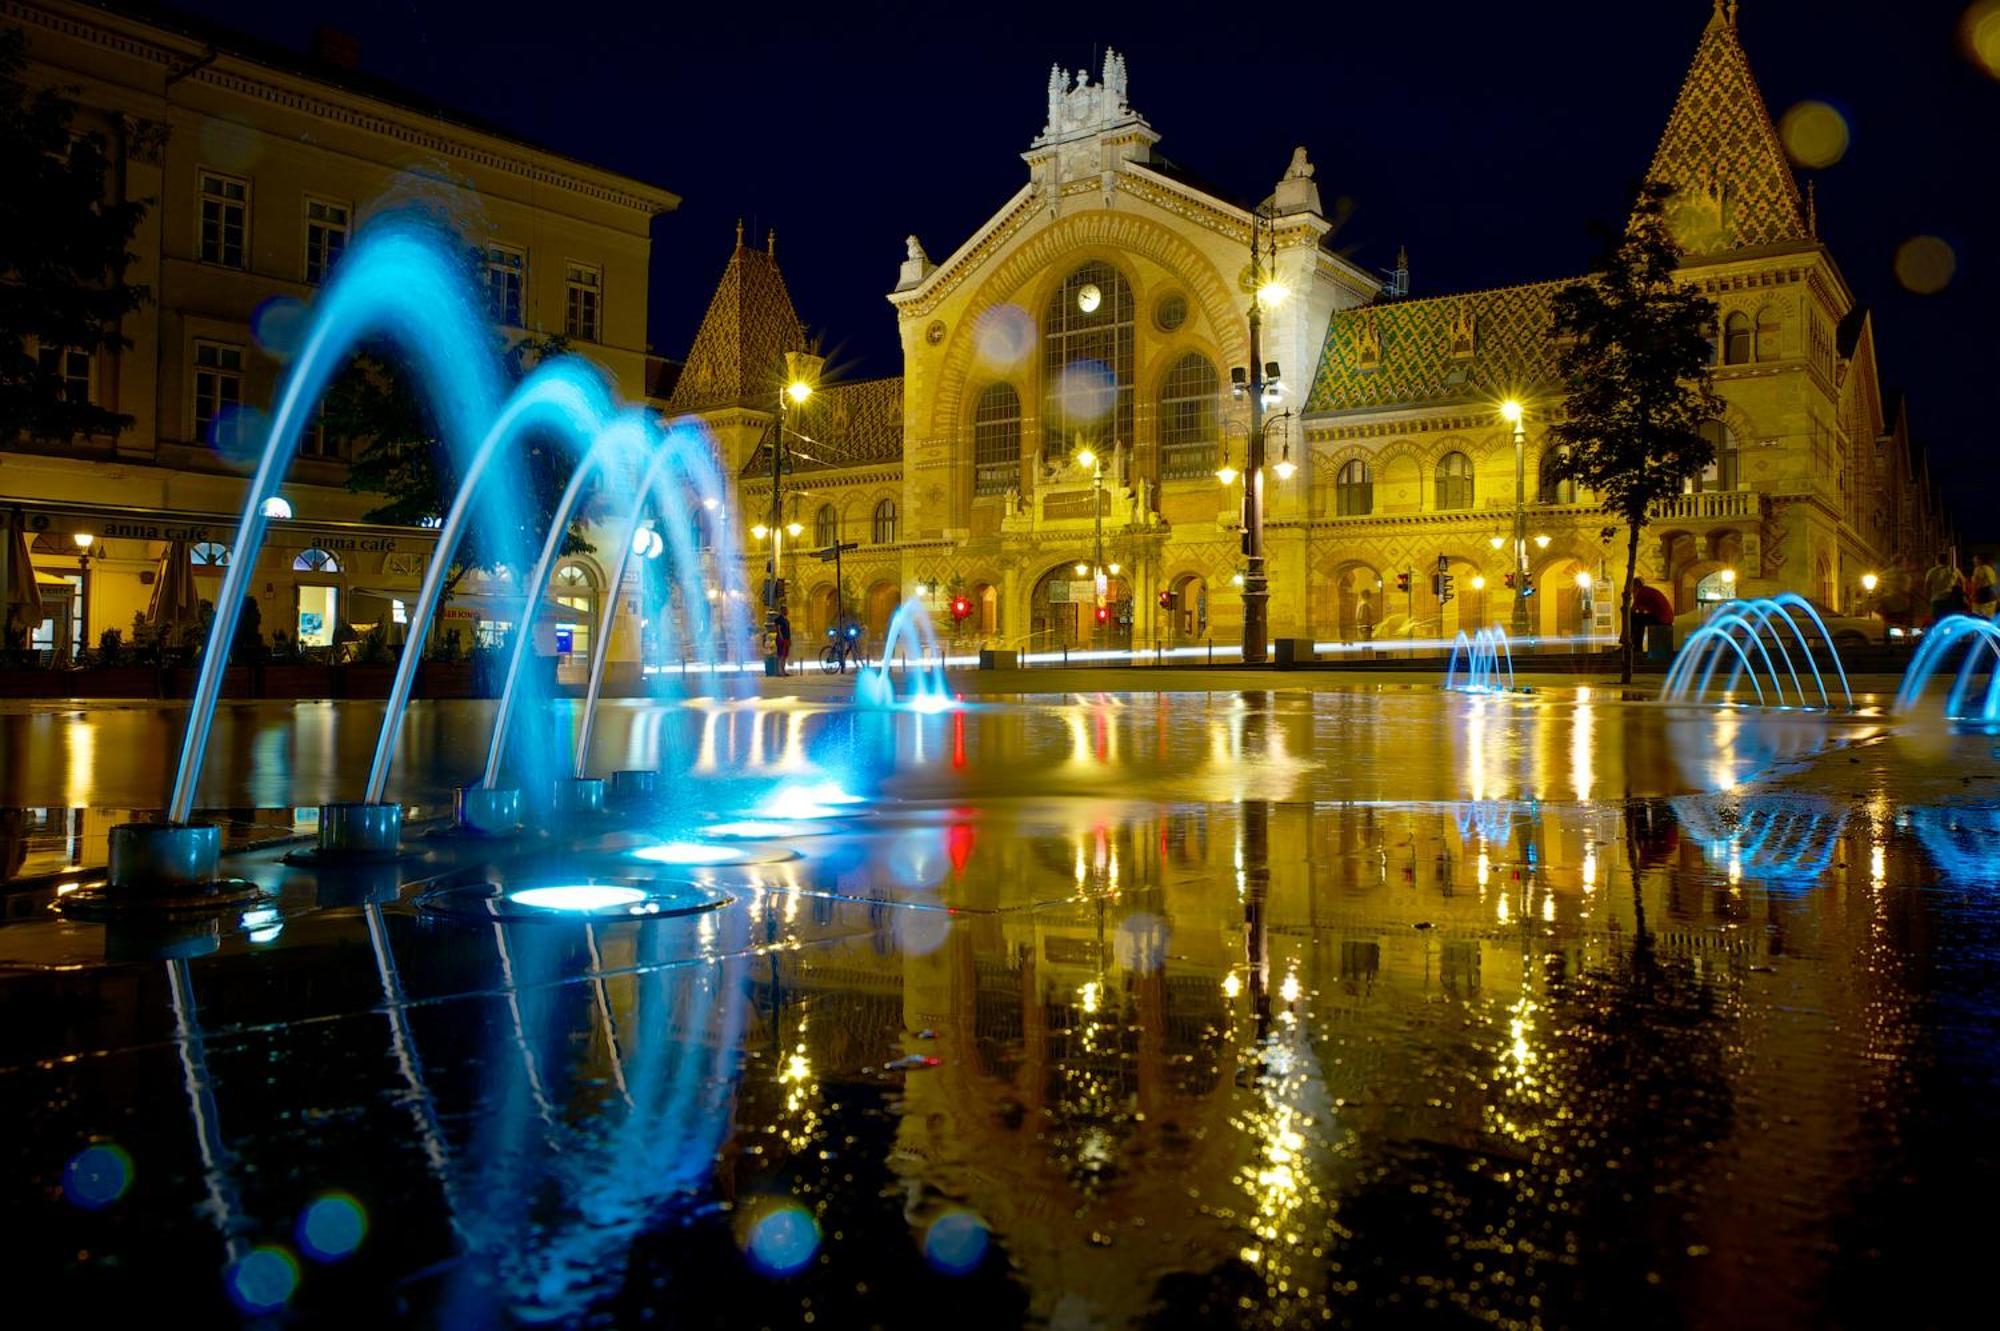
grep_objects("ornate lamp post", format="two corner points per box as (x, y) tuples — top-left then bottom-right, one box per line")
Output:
(766, 350), (822, 671)
(1234, 209), (1288, 665)
(1501, 400), (1531, 636)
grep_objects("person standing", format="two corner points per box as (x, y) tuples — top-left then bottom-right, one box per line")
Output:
(773, 610), (793, 675)
(1970, 554), (1999, 621)
(1924, 551), (1962, 625)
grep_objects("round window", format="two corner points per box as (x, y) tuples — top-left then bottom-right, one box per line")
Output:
(1155, 292), (1188, 332)
(925, 319), (946, 346)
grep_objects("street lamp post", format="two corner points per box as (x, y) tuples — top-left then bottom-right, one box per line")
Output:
(1502, 400), (1530, 636)
(766, 349), (822, 672)
(1238, 210), (1286, 666)
(1078, 444), (1106, 650)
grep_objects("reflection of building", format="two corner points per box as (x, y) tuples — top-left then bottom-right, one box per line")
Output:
(4, 0), (677, 662)
(673, 6), (1951, 654)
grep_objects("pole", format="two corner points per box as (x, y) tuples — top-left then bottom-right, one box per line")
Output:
(768, 398), (785, 655)
(1510, 416), (1530, 637)
(1242, 213), (1269, 665)
(1092, 457), (1104, 652)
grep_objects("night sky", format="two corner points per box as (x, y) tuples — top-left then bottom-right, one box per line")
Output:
(160, 0), (1995, 530)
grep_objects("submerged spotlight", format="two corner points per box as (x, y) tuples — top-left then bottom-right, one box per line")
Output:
(506, 884), (649, 912)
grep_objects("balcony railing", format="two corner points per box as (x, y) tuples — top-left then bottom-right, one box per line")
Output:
(1648, 489), (1759, 521)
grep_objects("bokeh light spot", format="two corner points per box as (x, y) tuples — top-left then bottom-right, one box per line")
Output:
(973, 304), (1035, 371)
(742, 1200), (820, 1276)
(1053, 360), (1116, 424)
(923, 1209), (990, 1274)
(251, 296), (310, 358)
(1778, 100), (1848, 169)
(1963, 1), (2000, 77)
(210, 404), (269, 465)
(296, 1191), (368, 1262)
(1894, 236), (1957, 294)
(61, 1142), (132, 1210)
(226, 1245), (301, 1314)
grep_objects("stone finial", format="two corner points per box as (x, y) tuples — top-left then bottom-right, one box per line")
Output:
(1271, 145), (1322, 217)
(734, 217), (744, 248)
(1284, 146), (1314, 180)
(766, 228), (776, 257)
(896, 234), (935, 292)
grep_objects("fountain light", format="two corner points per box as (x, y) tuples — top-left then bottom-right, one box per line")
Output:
(631, 842), (755, 867)
(706, 819), (821, 840)
(507, 884), (649, 912)
(758, 780), (864, 820)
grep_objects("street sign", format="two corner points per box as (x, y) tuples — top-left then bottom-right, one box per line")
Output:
(815, 541), (858, 563)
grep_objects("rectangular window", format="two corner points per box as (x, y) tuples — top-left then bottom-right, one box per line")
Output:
(298, 401), (341, 460)
(192, 340), (244, 446)
(199, 171), (249, 268)
(564, 262), (601, 341)
(304, 197), (349, 285)
(485, 244), (525, 326)
(37, 346), (93, 405)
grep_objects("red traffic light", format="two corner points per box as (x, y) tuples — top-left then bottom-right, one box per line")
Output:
(950, 596), (972, 621)
(1395, 571), (1412, 593)
(1095, 605), (1109, 624)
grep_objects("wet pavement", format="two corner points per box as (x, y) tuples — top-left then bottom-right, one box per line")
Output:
(2, 686), (1995, 1327)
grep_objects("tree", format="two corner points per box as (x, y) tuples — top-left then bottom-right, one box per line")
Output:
(1548, 180), (1721, 684)
(0, 26), (148, 442)
(331, 328), (597, 606)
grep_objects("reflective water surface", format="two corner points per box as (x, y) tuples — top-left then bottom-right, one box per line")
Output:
(2, 688), (1993, 1327)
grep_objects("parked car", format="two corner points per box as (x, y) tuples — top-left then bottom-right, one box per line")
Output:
(1670, 598), (1887, 651)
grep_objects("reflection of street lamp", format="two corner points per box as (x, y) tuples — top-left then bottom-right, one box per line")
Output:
(1500, 400), (1530, 635)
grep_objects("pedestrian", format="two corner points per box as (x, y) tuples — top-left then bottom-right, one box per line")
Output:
(1628, 576), (1675, 656)
(1923, 551), (1962, 625)
(773, 610), (793, 675)
(1970, 553), (1999, 621)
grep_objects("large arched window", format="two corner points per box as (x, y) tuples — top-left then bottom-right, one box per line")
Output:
(292, 547), (340, 573)
(1159, 352), (1221, 479)
(1688, 421), (1739, 492)
(1754, 306), (1781, 362)
(871, 497), (899, 545)
(1722, 312), (1751, 365)
(973, 382), (1020, 496)
(1538, 447), (1577, 504)
(1042, 261), (1134, 463)
(1434, 451), (1474, 510)
(814, 503), (838, 548)
(1335, 460), (1373, 516)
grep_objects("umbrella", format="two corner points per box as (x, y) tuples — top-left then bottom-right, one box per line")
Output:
(147, 538), (201, 631)
(1, 524), (42, 640)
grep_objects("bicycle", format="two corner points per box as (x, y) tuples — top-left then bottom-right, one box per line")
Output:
(819, 635), (869, 674)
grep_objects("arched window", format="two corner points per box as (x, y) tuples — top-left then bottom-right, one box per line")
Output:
(292, 546), (340, 573)
(191, 541), (231, 566)
(973, 383), (1020, 496)
(814, 503), (839, 548)
(1722, 312), (1751, 365)
(1159, 352), (1220, 479)
(1042, 261), (1134, 463)
(1689, 420), (1739, 493)
(871, 497), (899, 545)
(1434, 451), (1474, 510)
(1335, 460), (1373, 516)
(1754, 306), (1781, 362)
(1538, 448), (1576, 504)
(552, 563), (595, 665)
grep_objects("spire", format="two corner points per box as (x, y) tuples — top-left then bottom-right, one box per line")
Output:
(1644, 2), (1808, 257)
(767, 227), (776, 258)
(668, 225), (809, 413)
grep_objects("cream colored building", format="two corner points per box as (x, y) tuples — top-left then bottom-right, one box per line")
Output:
(678, 4), (1951, 658)
(2, 0), (677, 664)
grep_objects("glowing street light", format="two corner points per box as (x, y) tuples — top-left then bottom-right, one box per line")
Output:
(1501, 400), (1529, 634)
(1861, 571), (1880, 592)
(1074, 562), (1089, 577)
(1272, 441), (1296, 481)
(1216, 456), (1240, 486)
(1574, 569), (1594, 591)
(752, 524), (769, 541)
(1471, 574), (1487, 591)
(785, 520), (803, 538)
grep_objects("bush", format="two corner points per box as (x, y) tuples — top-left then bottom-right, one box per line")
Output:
(96, 627), (124, 665)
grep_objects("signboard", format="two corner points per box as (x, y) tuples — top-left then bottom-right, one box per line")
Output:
(1048, 580), (1097, 606)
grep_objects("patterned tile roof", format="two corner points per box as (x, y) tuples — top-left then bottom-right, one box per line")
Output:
(1304, 282), (1564, 415)
(744, 377), (905, 475)
(667, 236), (808, 413)
(1644, 4), (1810, 257)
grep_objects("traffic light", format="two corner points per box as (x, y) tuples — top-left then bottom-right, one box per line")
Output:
(1158, 589), (1176, 610)
(1439, 572), (1456, 603)
(950, 595), (972, 622)
(1503, 571), (1517, 590)
(1095, 605), (1109, 625)
(1395, 571), (1412, 594)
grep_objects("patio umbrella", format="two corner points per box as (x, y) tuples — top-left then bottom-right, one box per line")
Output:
(147, 539), (201, 631)
(1, 525), (42, 639)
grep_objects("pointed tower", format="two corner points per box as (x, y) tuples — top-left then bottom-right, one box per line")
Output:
(1644, 2), (1812, 258)
(666, 223), (809, 415)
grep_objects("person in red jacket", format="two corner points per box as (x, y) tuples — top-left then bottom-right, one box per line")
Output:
(1628, 577), (1675, 655)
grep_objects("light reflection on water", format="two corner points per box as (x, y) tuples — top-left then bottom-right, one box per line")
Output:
(0, 688), (1990, 1324)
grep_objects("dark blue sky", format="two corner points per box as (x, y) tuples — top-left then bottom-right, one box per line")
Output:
(167, 0), (1994, 524)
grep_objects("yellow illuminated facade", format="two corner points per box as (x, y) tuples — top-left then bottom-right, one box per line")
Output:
(679, 5), (1951, 654)
(3, 0), (677, 667)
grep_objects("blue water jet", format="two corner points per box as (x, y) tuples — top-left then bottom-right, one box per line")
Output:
(856, 599), (954, 710)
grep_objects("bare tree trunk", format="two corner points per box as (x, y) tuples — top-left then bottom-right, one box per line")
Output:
(1620, 517), (1642, 685)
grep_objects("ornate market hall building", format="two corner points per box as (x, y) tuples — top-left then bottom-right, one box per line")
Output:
(673, 3), (1953, 656)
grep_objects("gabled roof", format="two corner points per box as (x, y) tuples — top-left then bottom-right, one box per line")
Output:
(1305, 282), (1564, 415)
(743, 378), (905, 476)
(667, 232), (808, 413)
(1645, 3), (1812, 257)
